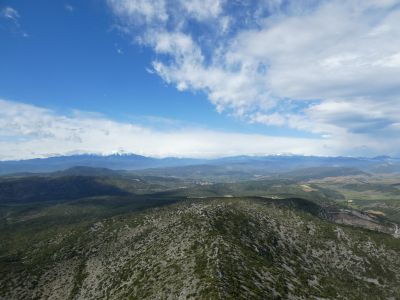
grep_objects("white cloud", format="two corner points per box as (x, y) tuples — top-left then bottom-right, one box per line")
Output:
(0, 99), (359, 160)
(107, 0), (168, 25)
(65, 4), (75, 12)
(1, 99), (400, 160)
(1, 6), (28, 37)
(1, 6), (20, 21)
(234, 1), (400, 101)
(179, 0), (223, 20)
(107, 0), (400, 156)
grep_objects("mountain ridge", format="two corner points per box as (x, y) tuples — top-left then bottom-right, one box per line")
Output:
(1, 197), (399, 299)
(1, 154), (400, 175)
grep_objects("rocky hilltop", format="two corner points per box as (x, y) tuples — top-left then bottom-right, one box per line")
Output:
(1, 197), (399, 299)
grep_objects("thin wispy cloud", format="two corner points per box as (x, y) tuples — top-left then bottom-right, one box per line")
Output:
(1, 6), (28, 37)
(65, 4), (75, 12)
(107, 0), (400, 156)
(1, 6), (20, 21)
(114, 43), (124, 54)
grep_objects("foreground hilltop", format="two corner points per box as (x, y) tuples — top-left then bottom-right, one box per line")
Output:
(1, 197), (399, 299)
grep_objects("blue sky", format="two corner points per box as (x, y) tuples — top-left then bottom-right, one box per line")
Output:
(0, 0), (304, 136)
(0, 1), (222, 127)
(1, 0), (400, 159)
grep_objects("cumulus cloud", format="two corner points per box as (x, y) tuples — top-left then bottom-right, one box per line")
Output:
(107, 0), (400, 156)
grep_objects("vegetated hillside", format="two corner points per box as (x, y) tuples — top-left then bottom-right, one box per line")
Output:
(308, 173), (400, 223)
(134, 165), (371, 183)
(0, 168), (194, 204)
(1, 197), (399, 299)
(0, 176), (129, 204)
(278, 167), (369, 181)
(136, 164), (259, 181)
(53, 166), (124, 177)
(170, 179), (344, 205)
(212, 155), (400, 172)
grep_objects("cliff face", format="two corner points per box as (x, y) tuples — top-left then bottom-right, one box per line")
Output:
(1, 197), (399, 300)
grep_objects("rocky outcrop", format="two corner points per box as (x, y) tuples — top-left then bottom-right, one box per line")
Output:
(1, 198), (399, 299)
(327, 208), (399, 237)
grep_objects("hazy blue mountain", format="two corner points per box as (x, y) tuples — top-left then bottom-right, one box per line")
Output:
(0, 175), (129, 204)
(0, 154), (206, 175)
(0, 154), (399, 176)
(213, 155), (400, 172)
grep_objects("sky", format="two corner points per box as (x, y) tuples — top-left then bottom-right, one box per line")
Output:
(1, 0), (400, 160)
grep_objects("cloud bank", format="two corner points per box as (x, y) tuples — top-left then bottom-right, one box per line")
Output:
(0, 99), (339, 160)
(107, 0), (400, 156)
(1, 99), (399, 160)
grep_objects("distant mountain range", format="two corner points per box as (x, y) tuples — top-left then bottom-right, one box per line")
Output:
(0, 154), (204, 175)
(0, 153), (399, 175)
